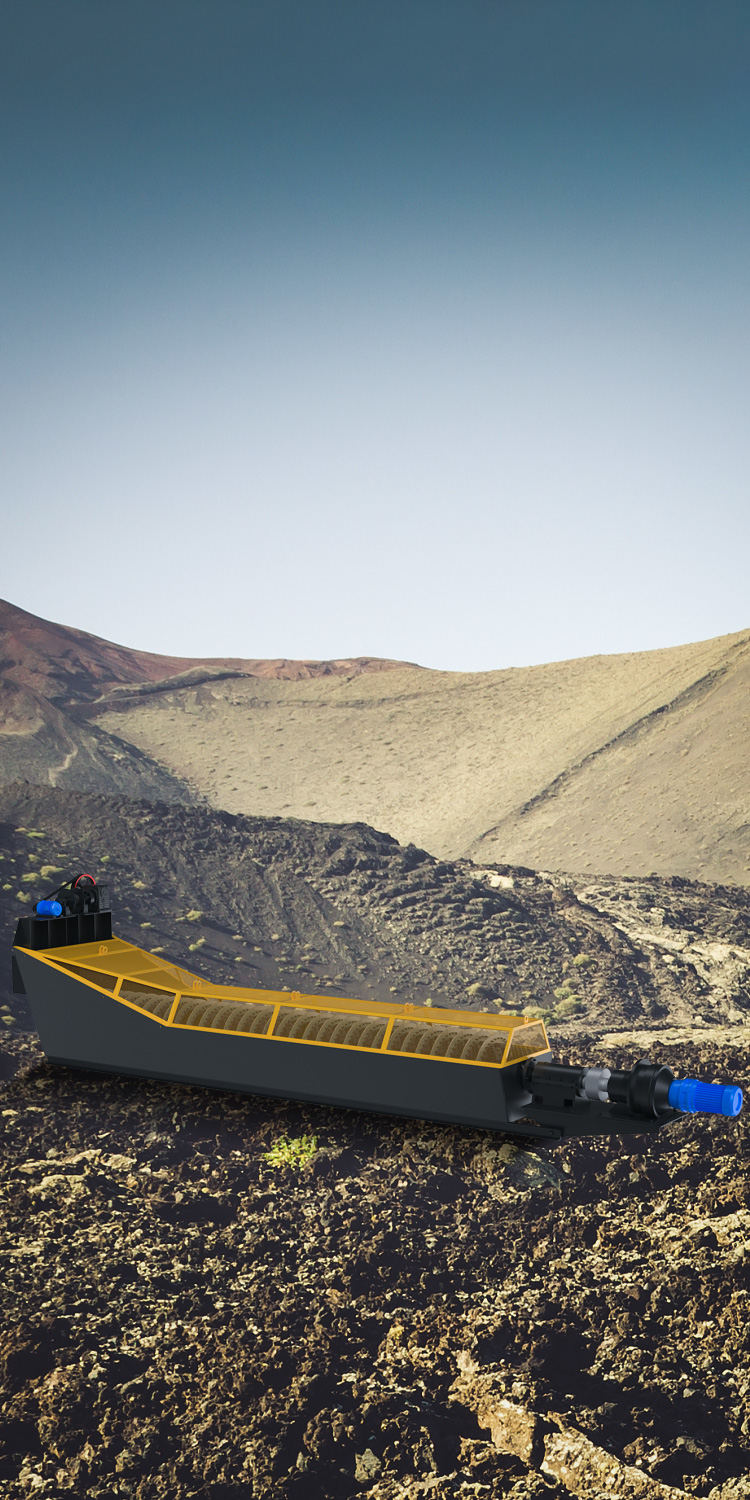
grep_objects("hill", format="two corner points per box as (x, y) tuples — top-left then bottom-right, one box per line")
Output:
(1, 599), (748, 884)
(0, 597), (412, 809)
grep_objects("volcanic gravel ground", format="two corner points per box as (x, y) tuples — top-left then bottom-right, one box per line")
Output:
(0, 784), (748, 1498)
(0, 1049), (748, 1500)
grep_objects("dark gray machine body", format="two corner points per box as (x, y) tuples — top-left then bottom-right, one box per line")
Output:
(13, 947), (566, 1139)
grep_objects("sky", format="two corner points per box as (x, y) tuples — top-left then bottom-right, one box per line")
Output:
(1, 0), (748, 672)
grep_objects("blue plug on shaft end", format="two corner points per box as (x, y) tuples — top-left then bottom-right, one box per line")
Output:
(668, 1078), (743, 1117)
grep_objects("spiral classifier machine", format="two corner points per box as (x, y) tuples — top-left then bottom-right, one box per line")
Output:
(12, 874), (744, 1144)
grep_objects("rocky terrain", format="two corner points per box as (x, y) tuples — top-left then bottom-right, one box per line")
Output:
(0, 782), (748, 1499)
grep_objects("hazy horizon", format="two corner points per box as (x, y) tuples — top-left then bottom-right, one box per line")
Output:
(2, 2), (748, 673)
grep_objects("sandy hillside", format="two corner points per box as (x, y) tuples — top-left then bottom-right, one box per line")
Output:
(0, 598), (415, 810)
(85, 629), (750, 886)
(1, 599), (748, 885)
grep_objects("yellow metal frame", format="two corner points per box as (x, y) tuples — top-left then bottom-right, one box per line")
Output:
(18, 936), (550, 1070)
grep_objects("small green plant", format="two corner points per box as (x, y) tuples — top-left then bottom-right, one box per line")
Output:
(188, 938), (206, 952)
(20, 872), (40, 884)
(555, 995), (584, 1016)
(572, 953), (597, 970)
(263, 1135), (318, 1172)
(40, 865), (64, 880)
(185, 910), (203, 923)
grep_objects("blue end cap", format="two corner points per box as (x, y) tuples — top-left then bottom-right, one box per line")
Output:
(668, 1078), (743, 1117)
(36, 899), (63, 917)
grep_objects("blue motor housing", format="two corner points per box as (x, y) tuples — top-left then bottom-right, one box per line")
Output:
(35, 900), (63, 917)
(668, 1078), (743, 1117)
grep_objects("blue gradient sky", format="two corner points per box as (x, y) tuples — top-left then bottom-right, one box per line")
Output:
(2, 1), (748, 671)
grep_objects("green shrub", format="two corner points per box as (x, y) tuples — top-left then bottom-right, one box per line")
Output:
(555, 995), (584, 1016)
(572, 954), (597, 970)
(263, 1135), (318, 1172)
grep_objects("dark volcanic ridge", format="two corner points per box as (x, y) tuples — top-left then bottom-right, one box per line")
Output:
(1, 784), (748, 1500)
(2, 780), (749, 1040)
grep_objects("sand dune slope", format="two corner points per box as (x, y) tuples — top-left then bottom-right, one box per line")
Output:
(89, 628), (750, 885)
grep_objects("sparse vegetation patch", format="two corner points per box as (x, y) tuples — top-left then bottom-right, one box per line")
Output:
(262, 1135), (319, 1171)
